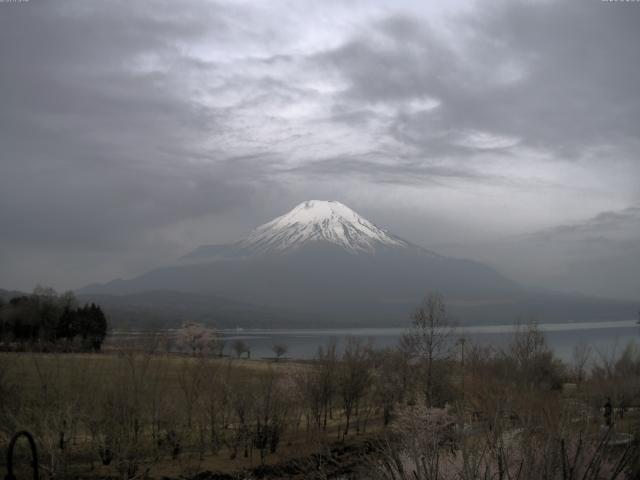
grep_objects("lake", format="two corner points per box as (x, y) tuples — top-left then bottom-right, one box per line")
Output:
(220, 320), (640, 362)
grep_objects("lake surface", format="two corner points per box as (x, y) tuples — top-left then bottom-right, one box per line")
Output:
(220, 320), (640, 362)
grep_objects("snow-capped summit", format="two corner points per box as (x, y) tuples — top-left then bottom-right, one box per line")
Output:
(239, 200), (408, 254)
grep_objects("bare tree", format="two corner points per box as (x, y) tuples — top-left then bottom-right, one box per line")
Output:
(177, 356), (207, 429)
(202, 361), (225, 454)
(253, 368), (291, 462)
(0, 356), (18, 436)
(507, 320), (563, 390)
(405, 292), (452, 406)
(88, 350), (161, 480)
(338, 337), (371, 436)
(316, 340), (338, 430)
(226, 373), (256, 460)
(571, 340), (591, 384)
(295, 340), (338, 434)
(372, 349), (409, 426)
(272, 343), (288, 361)
(232, 339), (250, 359)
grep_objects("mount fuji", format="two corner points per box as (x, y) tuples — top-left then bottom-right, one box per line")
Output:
(81, 201), (637, 328)
(81, 201), (531, 326)
(229, 200), (406, 254)
(182, 200), (411, 260)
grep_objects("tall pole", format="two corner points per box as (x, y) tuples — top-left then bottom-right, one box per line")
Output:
(458, 337), (466, 434)
(460, 338), (465, 404)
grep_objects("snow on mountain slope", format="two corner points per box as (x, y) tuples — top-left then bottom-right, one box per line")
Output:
(239, 200), (408, 254)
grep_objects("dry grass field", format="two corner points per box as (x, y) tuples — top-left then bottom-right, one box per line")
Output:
(0, 348), (385, 479)
(3, 320), (640, 479)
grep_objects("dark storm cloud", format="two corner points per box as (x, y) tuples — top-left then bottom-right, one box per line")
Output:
(317, 1), (640, 166)
(516, 206), (640, 299)
(0, 157), (271, 250)
(1, 0), (639, 292)
(0, 0), (281, 253)
(286, 155), (517, 187)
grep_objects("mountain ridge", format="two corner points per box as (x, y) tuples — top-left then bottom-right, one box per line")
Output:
(79, 201), (523, 324)
(78, 201), (637, 327)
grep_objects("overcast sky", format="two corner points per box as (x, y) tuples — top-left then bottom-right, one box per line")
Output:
(1, 0), (639, 297)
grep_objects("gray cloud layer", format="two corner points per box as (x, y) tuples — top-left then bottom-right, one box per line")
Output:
(1, 0), (639, 294)
(468, 206), (640, 300)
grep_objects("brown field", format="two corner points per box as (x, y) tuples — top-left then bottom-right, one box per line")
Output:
(0, 349), (384, 479)
(2, 320), (640, 480)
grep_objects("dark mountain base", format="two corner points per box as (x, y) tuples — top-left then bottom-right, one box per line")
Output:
(79, 289), (638, 330)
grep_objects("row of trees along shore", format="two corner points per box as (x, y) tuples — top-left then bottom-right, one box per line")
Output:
(1, 293), (640, 479)
(0, 286), (108, 351)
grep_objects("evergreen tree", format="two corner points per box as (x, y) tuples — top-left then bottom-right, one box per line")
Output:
(0, 289), (108, 352)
